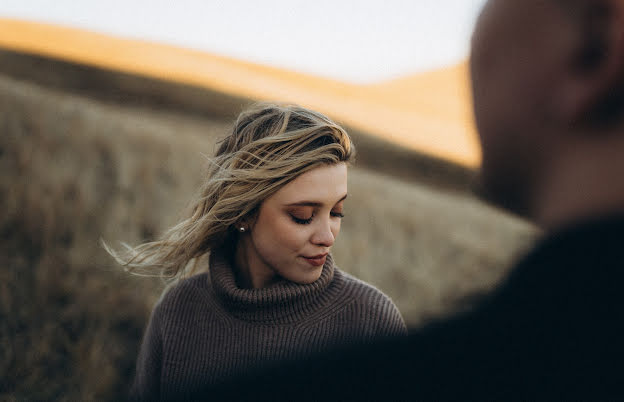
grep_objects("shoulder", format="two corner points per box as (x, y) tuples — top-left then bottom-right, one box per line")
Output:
(338, 269), (398, 308)
(336, 269), (407, 335)
(152, 273), (212, 318)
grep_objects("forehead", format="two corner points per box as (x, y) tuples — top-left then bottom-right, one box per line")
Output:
(270, 163), (348, 204)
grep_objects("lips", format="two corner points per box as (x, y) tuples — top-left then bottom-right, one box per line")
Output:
(302, 253), (327, 267)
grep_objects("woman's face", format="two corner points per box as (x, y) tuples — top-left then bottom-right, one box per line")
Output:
(236, 163), (347, 288)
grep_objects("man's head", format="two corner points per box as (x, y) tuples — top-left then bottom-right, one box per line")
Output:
(470, 0), (624, 223)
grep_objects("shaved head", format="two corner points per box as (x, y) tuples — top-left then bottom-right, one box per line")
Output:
(471, 0), (624, 226)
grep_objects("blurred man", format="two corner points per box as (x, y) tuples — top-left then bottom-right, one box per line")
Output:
(203, 0), (624, 399)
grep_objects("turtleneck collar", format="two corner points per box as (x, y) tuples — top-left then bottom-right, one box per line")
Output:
(209, 249), (341, 324)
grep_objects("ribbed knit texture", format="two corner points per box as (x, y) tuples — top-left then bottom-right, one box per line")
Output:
(130, 251), (407, 401)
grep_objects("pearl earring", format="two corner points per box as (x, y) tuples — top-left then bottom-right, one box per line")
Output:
(238, 227), (246, 233)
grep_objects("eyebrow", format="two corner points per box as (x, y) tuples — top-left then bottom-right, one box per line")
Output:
(285, 194), (348, 207)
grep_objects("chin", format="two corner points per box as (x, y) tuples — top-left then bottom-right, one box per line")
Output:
(473, 168), (531, 219)
(287, 268), (323, 285)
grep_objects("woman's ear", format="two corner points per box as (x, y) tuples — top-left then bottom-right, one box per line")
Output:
(237, 207), (259, 233)
(557, 0), (624, 126)
(235, 220), (251, 233)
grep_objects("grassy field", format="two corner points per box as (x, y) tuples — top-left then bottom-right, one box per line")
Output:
(0, 57), (535, 400)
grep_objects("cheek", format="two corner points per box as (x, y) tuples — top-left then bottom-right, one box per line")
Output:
(254, 213), (310, 255)
(274, 219), (309, 252)
(471, 31), (505, 146)
(332, 220), (341, 238)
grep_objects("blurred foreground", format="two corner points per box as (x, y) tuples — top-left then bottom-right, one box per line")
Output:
(0, 50), (535, 400)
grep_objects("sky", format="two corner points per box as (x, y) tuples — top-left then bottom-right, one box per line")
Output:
(0, 0), (486, 84)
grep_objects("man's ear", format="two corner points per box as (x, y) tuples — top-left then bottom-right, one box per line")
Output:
(557, 0), (624, 126)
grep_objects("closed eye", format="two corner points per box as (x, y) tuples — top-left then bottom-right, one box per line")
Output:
(330, 212), (344, 218)
(291, 215), (313, 225)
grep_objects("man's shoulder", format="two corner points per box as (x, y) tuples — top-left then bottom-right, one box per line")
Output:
(500, 214), (624, 301)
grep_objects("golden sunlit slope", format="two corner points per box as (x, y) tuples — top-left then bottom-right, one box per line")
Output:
(363, 64), (477, 166)
(0, 17), (479, 167)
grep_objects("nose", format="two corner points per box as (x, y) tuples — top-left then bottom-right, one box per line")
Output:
(311, 218), (336, 248)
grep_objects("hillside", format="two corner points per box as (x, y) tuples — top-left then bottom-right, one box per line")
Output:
(0, 17), (479, 167)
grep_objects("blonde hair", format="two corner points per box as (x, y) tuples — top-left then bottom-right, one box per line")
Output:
(104, 102), (354, 284)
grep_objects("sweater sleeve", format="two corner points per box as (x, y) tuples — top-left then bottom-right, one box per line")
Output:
(129, 304), (164, 401)
(341, 272), (408, 339)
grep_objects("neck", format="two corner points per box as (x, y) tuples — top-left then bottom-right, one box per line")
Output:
(534, 134), (624, 231)
(209, 251), (338, 323)
(233, 237), (278, 289)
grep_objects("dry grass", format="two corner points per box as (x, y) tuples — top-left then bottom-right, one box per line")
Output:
(0, 72), (535, 400)
(0, 75), (215, 400)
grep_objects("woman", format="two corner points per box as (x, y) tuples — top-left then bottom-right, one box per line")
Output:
(107, 103), (407, 401)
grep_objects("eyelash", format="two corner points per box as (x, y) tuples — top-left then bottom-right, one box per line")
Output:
(292, 216), (313, 225)
(290, 212), (344, 225)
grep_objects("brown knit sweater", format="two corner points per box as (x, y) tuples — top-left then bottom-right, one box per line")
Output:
(130, 251), (407, 401)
